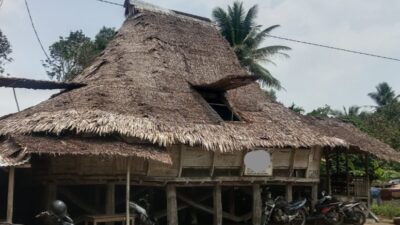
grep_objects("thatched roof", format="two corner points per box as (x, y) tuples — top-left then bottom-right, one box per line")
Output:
(0, 2), (350, 164)
(0, 76), (86, 90)
(305, 117), (400, 161)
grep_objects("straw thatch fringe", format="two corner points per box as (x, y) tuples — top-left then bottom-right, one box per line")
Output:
(0, 137), (30, 167)
(0, 135), (172, 164)
(0, 110), (346, 153)
(304, 117), (400, 162)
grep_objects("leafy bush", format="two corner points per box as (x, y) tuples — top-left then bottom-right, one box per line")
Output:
(371, 201), (400, 219)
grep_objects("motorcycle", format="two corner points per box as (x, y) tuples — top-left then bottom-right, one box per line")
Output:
(306, 191), (344, 225)
(261, 192), (307, 225)
(36, 200), (74, 225)
(129, 201), (156, 225)
(340, 202), (366, 225)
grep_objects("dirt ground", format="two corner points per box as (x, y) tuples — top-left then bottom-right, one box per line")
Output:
(366, 218), (394, 225)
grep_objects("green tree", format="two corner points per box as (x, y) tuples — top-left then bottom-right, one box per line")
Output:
(0, 29), (12, 74)
(307, 105), (341, 118)
(44, 27), (115, 81)
(212, 1), (291, 90)
(288, 103), (305, 114)
(368, 82), (399, 107)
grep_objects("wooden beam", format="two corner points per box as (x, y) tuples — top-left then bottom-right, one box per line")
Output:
(106, 183), (115, 215)
(210, 152), (216, 177)
(325, 153), (332, 195)
(177, 194), (252, 222)
(346, 153), (350, 197)
(166, 184), (178, 225)
(288, 150), (296, 177)
(252, 184), (262, 225)
(6, 167), (15, 224)
(365, 155), (371, 207)
(213, 185), (222, 225)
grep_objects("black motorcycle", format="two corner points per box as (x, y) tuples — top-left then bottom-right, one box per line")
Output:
(261, 193), (307, 225)
(306, 192), (344, 225)
(36, 200), (74, 225)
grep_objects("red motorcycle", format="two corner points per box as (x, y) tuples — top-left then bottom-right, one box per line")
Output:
(306, 191), (344, 225)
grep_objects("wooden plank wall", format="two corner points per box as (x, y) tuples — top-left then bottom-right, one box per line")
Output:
(41, 146), (322, 180)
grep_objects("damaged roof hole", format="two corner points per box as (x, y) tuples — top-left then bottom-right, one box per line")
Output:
(196, 89), (240, 121)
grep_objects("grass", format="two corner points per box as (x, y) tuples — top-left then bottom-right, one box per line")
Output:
(371, 200), (400, 219)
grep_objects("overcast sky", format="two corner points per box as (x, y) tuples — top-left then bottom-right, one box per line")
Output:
(1, 0), (399, 116)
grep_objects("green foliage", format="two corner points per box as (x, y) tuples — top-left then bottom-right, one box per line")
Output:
(307, 105), (341, 118)
(371, 201), (400, 219)
(212, 1), (291, 90)
(44, 27), (116, 81)
(288, 103), (305, 114)
(312, 82), (400, 181)
(0, 29), (12, 74)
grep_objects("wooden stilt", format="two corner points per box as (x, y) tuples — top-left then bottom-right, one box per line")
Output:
(213, 185), (222, 225)
(286, 184), (293, 202)
(166, 184), (178, 225)
(6, 167), (15, 224)
(312, 184), (318, 207)
(252, 184), (262, 225)
(345, 153), (350, 197)
(365, 155), (371, 207)
(106, 183), (115, 214)
(326, 153), (332, 195)
(126, 159), (131, 225)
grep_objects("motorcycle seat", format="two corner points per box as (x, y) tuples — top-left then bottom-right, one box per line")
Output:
(286, 199), (307, 211)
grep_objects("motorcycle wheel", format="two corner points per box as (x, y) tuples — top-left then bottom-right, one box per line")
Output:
(324, 211), (344, 225)
(290, 210), (306, 225)
(351, 210), (366, 225)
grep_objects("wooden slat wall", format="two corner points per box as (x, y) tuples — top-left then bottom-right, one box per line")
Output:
(43, 146), (323, 180)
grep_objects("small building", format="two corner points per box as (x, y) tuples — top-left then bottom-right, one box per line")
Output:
(0, 1), (399, 225)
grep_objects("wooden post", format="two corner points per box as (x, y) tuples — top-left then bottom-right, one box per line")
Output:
(345, 153), (350, 197)
(6, 167), (15, 224)
(312, 184), (318, 207)
(286, 184), (293, 202)
(213, 185), (222, 225)
(252, 184), (262, 225)
(106, 183), (115, 214)
(126, 159), (131, 225)
(326, 153), (332, 195)
(365, 155), (371, 207)
(166, 184), (178, 225)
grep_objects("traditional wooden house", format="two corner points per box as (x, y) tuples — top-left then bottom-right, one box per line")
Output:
(0, 1), (399, 225)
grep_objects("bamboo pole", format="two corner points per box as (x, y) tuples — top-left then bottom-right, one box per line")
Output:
(213, 184), (222, 225)
(6, 88), (20, 223)
(126, 159), (131, 225)
(252, 184), (262, 225)
(6, 167), (15, 224)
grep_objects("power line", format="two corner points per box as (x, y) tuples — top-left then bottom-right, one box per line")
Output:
(266, 34), (400, 62)
(95, 0), (124, 7)
(24, 0), (51, 62)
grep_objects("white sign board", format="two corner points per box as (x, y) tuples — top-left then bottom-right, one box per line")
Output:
(244, 150), (273, 176)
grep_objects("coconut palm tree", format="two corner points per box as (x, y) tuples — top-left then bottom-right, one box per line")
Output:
(212, 1), (291, 90)
(368, 82), (399, 107)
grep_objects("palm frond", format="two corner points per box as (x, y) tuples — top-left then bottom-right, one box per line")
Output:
(253, 45), (291, 60)
(248, 62), (282, 90)
(228, 1), (245, 45)
(212, 8), (234, 45)
(242, 5), (258, 40)
(253, 25), (281, 47)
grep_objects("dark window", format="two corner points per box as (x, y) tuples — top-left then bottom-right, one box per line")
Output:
(197, 90), (240, 121)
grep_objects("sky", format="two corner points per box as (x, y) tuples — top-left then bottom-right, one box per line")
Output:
(0, 0), (399, 116)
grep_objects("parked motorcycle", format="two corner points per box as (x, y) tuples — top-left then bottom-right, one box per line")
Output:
(36, 200), (74, 225)
(340, 202), (366, 225)
(306, 191), (344, 225)
(129, 201), (156, 225)
(261, 192), (307, 225)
